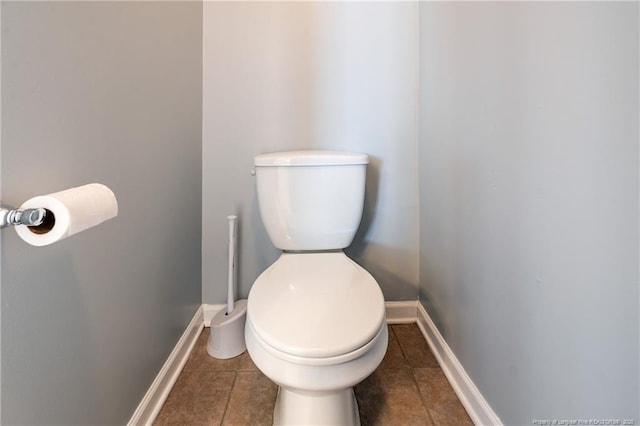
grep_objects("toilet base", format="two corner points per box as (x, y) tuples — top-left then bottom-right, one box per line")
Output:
(273, 386), (360, 426)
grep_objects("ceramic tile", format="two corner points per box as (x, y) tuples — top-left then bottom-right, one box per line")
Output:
(222, 371), (278, 426)
(379, 326), (411, 370)
(414, 367), (474, 426)
(236, 350), (258, 371)
(392, 324), (440, 368)
(155, 324), (471, 426)
(153, 370), (235, 425)
(354, 368), (433, 426)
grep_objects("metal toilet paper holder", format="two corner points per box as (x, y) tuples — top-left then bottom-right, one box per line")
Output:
(0, 205), (46, 229)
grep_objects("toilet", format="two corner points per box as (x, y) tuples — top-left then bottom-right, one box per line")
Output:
(245, 150), (388, 426)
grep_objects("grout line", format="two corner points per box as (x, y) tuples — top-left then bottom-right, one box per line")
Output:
(399, 327), (436, 424)
(388, 324), (407, 362)
(412, 367), (438, 426)
(219, 370), (238, 426)
(413, 375), (436, 426)
(390, 324), (438, 425)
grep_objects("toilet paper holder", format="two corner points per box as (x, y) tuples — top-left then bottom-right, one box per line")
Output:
(0, 205), (46, 229)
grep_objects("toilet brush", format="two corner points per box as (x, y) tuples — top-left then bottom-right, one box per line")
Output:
(207, 215), (248, 359)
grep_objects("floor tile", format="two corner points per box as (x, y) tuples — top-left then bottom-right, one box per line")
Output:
(222, 371), (278, 426)
(414, 367), (474, 426)
(155, 323), (472, 426)
(392, 324), (440, 368)
(153, 370), (235, 425)
(236, 350), (258, 371)
(354, 368), (434, 426)
(379, 326), (410, 370)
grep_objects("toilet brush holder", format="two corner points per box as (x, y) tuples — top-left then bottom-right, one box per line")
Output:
(207, 299), (248, 359)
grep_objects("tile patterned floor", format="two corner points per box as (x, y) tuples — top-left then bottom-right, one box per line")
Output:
(154, 324), (473, 426)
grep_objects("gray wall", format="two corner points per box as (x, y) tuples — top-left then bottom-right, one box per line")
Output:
(419, 2), (639, 424)
(1, 2), (202, 424)
(0, 3), (3, 421)
(202, 2), (419, 304)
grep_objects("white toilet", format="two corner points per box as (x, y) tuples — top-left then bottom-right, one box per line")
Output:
(245, 151), (388, 426)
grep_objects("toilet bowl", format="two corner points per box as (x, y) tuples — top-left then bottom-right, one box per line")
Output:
(246, 151), (387, 425)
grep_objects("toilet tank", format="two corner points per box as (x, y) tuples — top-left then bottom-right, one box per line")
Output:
(254, 150), (368, 251)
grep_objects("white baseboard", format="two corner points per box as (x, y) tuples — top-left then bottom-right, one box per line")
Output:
(204, 301), (418, 327)
(127, 306), (204, 426)
(385, 300), (418, 324)
(416, 302), (502, 426)
(204, 300), (422, 323)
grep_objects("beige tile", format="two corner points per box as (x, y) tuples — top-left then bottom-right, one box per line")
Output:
(355, 368), (433, 426)
(154, 370), (235, 425)
(236, 350), (258, 371)
(414, 368), (473, 426)
(222, 371), (278, 426)
(156, 323), (471, 426)
(392, 324), (439, 368)
(183, 328), (241, 372)
(379, 326), (410, 370)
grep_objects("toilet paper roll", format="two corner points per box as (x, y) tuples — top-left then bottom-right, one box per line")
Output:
(15, 183), (118, 247)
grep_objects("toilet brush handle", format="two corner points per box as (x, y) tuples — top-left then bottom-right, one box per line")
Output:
(226, 215), (237, 314)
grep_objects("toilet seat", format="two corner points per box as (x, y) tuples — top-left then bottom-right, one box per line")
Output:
(247, 252), (385, 360)
(246, 318), (386, 366)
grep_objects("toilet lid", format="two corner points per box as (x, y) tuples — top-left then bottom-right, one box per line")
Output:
(247, 252), (386, 359)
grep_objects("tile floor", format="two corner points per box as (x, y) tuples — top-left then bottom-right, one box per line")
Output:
(154, 323), (473, 426)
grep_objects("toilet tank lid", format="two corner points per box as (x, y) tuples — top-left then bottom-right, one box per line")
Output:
(254, 150), (369, 167)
